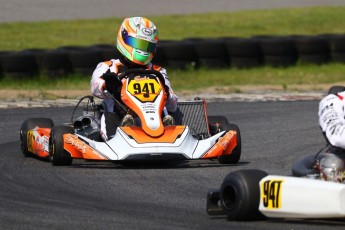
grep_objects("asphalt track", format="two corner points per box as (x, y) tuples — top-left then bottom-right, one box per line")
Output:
(1, 100), (345, 229)
(2, 0), (345, 229)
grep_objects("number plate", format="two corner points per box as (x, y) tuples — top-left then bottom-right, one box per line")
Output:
(127, 75), (162, 102)
(261, 179), (284, 209)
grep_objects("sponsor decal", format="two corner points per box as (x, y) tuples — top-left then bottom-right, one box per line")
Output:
(261, 179), (283, 209)
(27, 130), (49, 154)
(218, 131), (235, 149)
(64, 134), (107, 159)
(141, 28), (152, 36)
(135, 34), (157, 43)
(27, 130), (34, 153)
(65, 134), (87, 154)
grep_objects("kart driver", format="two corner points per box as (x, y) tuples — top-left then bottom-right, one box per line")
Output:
(91, 17), (178, 141)
(319, 89), (345, 149)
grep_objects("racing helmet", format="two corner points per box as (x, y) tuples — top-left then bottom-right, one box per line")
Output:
(117, 17), (159, 65)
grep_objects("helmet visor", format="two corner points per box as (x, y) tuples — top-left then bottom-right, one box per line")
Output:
(123, 33), (157, 53)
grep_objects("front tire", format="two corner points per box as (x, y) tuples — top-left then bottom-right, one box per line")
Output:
(220, 169), (268, 221)
(20, 118), (54, 157)
(49, 126), (74, 166)
(218, 123), (242, 164)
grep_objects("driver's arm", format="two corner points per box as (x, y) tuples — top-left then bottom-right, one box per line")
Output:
(159, 68), (178, 113)
(91, 62), (110, 98)
(319, 92), (345, 148)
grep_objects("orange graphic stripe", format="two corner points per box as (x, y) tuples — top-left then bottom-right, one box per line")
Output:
(64, 134), (108, 160)
(202, 130), (237, 159)
(120, 126), (186, 143)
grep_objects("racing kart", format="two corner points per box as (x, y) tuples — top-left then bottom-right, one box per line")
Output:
(20, 69), (241, 166)
(205, 86), (345, 221)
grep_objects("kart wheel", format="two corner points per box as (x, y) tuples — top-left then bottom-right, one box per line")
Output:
(218, 123), (241, 164)
(220, 169), (268, 221)
(208, 115), (228, 125)
(20, 118), (54, 157)
(49, 126), (74, 166)
(208, 116), (229, 135)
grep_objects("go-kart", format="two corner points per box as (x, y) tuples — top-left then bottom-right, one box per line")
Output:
(20, 69), (241, 166)
(206, 86), (345, 221)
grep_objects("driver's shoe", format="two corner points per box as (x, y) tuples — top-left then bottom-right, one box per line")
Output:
(121, 114), (135, 127)
(163, 115), (175, 126)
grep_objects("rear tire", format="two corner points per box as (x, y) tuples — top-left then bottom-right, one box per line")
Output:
(20, 118), (54, 157)
(220, 169), (268, 221)
(49, 126), (74, 166)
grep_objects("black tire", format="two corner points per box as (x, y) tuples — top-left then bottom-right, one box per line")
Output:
(329, 34), (345, 52)
(152, 44), (169, 66)
(38, 49), (72, 77)
(194, 39), (227, 59)
(230, 56), (262, 69)
(218, 123), (241, 164)
(0, 51), (13, 78)
(197, 58), (229, 69)
(327, 85), (345, 95)
(259, 36), (297, 56)
(20, 118), (54, 157)
(193, 39), (229, 68)
(89, 44), (122, 61)
(208, 115), (229, 126)
(298, 54), (330, 65)
(295, 35), (330, 55)
(1, 51), (38, 78)
(164, 41), (197, 69)
(220, 169), (268, 221)
(263, 55), (297, 67)
(331, 52), (345, 63)
(49, 126), (74, 166)
(207, 116), (241, 164)
(225, 38), (262, 57)
(68, 48), (103, 75)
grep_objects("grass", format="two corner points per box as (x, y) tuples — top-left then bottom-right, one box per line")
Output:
(1, 63), (345, 93)
(1, 6), (345, 95)
(1, 7), (345, 51)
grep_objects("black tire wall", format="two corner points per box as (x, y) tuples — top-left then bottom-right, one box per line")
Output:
(1, 33), (344, 78)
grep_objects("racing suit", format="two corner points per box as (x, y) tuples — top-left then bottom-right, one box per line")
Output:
(91, 58), (178, 140)
(319, 91), (345, 149)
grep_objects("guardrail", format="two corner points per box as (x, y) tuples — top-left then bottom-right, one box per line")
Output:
(0, 34), (344, 78)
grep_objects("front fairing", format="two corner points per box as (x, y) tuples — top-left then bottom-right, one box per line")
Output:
(73, 127), (226, 161)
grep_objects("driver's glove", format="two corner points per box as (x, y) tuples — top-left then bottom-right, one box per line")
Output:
(101, 69), (122, 95)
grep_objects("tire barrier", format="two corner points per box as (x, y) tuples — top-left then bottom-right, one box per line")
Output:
(259, 36), (298, 67)
(224, 38), (262, 68)
(57, 46), (103, 76)
(190, 38), (229, 68)
(329, 34), (345, 63)
(1, 33), (345, 78)
(1, 51), (38, 78)
(295, 35), (331, 65)
(163, 41), (198, 69)
(34, 49), (72, 77)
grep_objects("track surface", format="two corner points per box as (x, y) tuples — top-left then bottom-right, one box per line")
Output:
(2, 1), (345, 229)
(1, 0), (345, 22)
(1, 101), (345, 229)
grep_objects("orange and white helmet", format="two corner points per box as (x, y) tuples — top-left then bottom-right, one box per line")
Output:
(117, 17), (159, 65)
